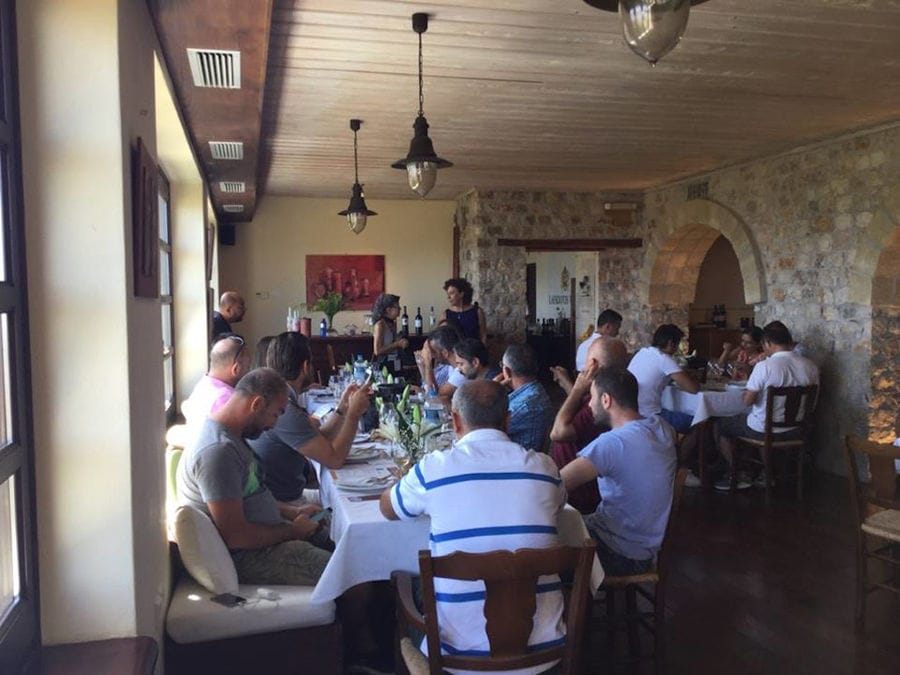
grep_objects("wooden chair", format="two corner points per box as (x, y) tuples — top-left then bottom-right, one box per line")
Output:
(394, 542), (595, 675)
(734, 384), (818, 501)
(592, 467), (688, 674)
(842, 436), (900, 632)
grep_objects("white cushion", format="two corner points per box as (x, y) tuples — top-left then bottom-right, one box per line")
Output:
(166, 576), (336, 643)
(173, 506), (239, 595)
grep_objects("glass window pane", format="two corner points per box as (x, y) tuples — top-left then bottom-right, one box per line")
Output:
(0, 475), (20, 618)
(161, 303), (172, 351)
(0, 314), (11, 447)
(158, 193), (169, 244)
(159, 250), (171, 296)
(163, 355), (174, 412)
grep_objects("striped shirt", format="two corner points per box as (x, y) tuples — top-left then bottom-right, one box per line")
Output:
(390, 428), (567, 675)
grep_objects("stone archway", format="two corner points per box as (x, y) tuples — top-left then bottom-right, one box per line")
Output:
(640, 199), (766, 320)
(867, 217), (900, 442)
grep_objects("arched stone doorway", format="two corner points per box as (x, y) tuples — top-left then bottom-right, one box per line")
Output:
(868, 223), (899, 442)
(640, 199), (766, 329)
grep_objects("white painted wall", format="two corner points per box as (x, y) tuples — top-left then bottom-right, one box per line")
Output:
(218, 196), (456, 349)
(19, 0), (168, 647)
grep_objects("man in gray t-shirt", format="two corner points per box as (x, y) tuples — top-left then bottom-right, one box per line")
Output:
(176, 367), (330, 586)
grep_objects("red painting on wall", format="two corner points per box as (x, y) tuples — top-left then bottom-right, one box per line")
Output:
(305, 255), (385, 310)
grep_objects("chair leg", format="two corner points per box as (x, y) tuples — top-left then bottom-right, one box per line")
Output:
(625, 586), (640, 659)
(761, 446), (773, 503)
(605, 588), (617, 656)
(855, 541), (867, 633)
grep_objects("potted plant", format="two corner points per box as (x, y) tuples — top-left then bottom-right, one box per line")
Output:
(306, 290), (346, 333)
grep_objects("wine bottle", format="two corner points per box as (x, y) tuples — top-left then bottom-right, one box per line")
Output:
(414, 306), (423, 336)
(428, 306), (436, 329)
(401, 305), (409, 337)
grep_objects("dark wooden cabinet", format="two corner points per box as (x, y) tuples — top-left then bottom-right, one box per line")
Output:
(309, 334), (428, 383)
(688, 326), (743, 360)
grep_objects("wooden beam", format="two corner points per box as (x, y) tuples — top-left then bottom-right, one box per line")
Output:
(496, 238), (643, 252)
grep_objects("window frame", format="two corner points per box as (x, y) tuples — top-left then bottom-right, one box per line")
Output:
(158, 170), (176, 426)
(0, 0), (40, 670)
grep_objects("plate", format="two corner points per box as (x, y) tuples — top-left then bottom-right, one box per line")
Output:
(348, 446), (383, 460)
(334, 475), (395, 492)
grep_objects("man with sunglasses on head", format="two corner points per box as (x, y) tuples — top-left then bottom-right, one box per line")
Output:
(182, 333), (251, 444)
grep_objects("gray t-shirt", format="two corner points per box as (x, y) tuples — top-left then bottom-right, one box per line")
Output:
(177, 418), (283, 527)
(248, 389), (319, 501)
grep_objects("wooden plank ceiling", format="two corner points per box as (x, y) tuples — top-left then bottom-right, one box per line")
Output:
(150, 0), (900, 222)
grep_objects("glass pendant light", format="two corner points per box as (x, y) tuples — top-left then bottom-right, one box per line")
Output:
(338, 118), (376, 234)
(391, 13), (452, 198)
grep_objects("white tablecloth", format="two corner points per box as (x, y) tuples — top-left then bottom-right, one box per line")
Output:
(311, 455), (604, 602)
(661, 384), (748, 426)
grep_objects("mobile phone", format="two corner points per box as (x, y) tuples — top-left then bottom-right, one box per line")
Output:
(309, 507), (332, 523)
(210, 592), (247, 608)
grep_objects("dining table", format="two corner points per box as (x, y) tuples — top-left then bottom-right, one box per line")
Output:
(309, 429), (605, 603)
(661, 380), (750, 487)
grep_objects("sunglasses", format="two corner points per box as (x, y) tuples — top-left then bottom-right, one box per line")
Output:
(223, 334), (245, 364)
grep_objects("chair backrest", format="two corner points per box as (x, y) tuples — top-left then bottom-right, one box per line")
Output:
(656, 467), (688, 586)
(763, 384), (818, 434)
(843, 436), (900, 523)
(417, 541), (595, 675)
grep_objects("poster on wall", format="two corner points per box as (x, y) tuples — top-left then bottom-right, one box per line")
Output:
(305, 255), (385, 310)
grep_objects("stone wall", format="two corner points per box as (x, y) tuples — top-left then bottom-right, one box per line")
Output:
(455, 123), (900, 475)
(455, 189), (647, 349)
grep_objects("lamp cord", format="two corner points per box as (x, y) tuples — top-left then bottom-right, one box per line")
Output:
(418, 31), (424, 116)
(353, 129), (359, 184)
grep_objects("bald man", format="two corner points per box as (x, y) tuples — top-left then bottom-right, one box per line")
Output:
(213, 291), (246, 339)
(182, 334), (251, 443)
(549, 337), (628, 513)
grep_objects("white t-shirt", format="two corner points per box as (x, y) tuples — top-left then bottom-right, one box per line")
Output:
(746, 350), (819, 433)
(627, 347), (682, 416)
(389, 428), (567, 675)
(575, 333), (602, 371)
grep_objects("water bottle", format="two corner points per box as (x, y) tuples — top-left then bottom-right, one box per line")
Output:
(353, 353), (367, 384)
(319, 318), (328, 337)
(423, 389), (442, 424)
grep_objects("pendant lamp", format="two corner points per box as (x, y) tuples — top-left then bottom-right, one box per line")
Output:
(391, 13), (452, 198)
(338, 119), (376, 234)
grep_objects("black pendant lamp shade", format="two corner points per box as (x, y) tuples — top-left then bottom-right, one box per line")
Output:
(338, 118), (376, 234)
(391, 13), (452, 198)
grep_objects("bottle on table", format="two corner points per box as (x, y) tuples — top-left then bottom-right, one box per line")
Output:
(423, 389), (442, 424)
(428, 306), (436, 330)
(353, 353), (368, 384)
(414, 307), (423, 336)
(401, 306), (409, 337)
(319, 317), (328, 337)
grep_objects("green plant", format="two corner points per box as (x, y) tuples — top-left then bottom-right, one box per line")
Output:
(305, 291), (346, 328)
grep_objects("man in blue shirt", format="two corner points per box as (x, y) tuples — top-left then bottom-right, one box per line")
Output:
(497, 343), (553, 452)
(560, 367), (676, 576)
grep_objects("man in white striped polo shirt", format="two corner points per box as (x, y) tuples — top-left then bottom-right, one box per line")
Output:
(380, 380), (567, 675)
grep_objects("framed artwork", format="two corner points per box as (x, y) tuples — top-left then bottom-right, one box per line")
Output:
(132, 137), (159, 298)
(306, 254), (385, 310)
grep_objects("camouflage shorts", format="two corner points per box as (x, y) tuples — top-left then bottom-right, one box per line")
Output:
(231, 539), (331, 586)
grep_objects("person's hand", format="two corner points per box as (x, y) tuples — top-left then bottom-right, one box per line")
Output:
(572, 358), (599, 394)
(493, 371), (510, 387)
(419, 341), (435, 369)
(347, 385), (371, 418)
(397, 338), (409, 349)
(338, 382), (360, 410)
(290, 513), (321, 540)
(721, 342), (733, 354)
(294, 503), (322, 518)
(550, 366), (572, 387)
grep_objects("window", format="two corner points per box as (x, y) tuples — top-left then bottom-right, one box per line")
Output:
(0, 0), (39, 670)
(159, 171), (176, 424)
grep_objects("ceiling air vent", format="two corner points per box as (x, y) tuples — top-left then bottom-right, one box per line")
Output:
(222, 204), (245, 213)
(209, 141), (243, 160)
(219, 181), (246, 193)
(687, 181), (709, 200)
(187, 48), (241, 89)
